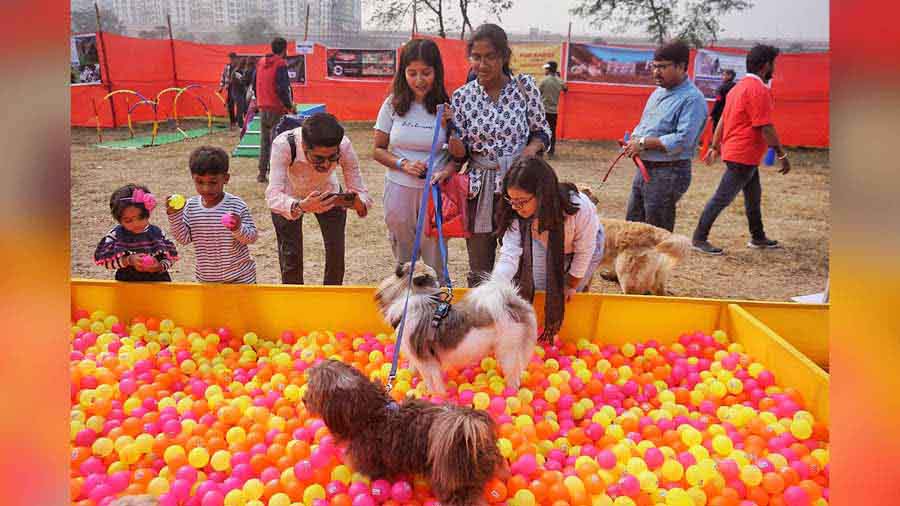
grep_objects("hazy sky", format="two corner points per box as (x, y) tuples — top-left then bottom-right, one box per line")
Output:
(364, 0), (829, 41)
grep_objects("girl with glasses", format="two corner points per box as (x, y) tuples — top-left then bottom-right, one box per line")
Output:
(493, 156), (605, 342)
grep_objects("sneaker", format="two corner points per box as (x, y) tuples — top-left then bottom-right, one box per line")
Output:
(256, 174), (268, 183)
(748, 238), (780, 249)
(692, 240), (724, 255)
(599, 270), (618, 282)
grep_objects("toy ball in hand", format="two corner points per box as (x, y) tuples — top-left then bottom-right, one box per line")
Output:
(140, 255), (155, 268)
(168, 194), (186, 210)
(143, 194), (157, 212)
(221, 213), (237, 229)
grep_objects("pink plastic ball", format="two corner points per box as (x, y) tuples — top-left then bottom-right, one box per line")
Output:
(370, 479), (391, 502)
(390, 481), (413, 502)
(619, 474), (640, 496)
(352, 493), (376, 506)
(644, 447), (664, 469)
(597, 449), (617, 469)
(201, 490), (225, 506)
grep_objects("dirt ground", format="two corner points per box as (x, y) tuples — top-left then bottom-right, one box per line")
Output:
(71, 119), (829, 301)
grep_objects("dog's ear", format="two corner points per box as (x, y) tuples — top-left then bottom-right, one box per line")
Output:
(395, 263), (405, 278)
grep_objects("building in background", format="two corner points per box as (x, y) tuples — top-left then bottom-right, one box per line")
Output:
(89, 0), (362, 44)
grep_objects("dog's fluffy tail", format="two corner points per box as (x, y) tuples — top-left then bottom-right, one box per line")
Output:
(466, 275), (522, 322)
(427, 407), (501, 498)
(655, 232), (691, 263)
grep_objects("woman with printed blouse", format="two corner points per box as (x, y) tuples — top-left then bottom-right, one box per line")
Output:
(449, 23), (552, 287)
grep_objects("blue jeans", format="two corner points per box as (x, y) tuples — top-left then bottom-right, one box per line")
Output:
(625, 160), (692, 232)
(693, 161), (765, 242)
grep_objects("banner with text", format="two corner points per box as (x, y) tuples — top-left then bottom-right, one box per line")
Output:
(566, 43), (655, 86)
(510, 42), (563, 78)
(326, 48), (396, 79)
(693, 49), (747, 99)
(71, 34), (102, 85)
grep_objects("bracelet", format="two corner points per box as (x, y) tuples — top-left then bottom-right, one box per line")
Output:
(395, 157), (406, 170)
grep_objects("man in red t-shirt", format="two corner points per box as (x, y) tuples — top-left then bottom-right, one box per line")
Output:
(691, 44), (791, 255)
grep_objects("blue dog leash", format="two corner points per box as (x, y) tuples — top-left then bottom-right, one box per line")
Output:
(386, 104), (453, 391)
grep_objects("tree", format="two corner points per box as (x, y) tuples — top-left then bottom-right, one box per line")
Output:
(235, 16), (277, 45)
(368, 0), (512, 39)
(71, 7), (125, 35)
(570, 0), (753, 47)
(459, 0), (512, 39)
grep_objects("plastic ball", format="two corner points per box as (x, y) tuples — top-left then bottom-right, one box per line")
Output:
(511, 489), (536, 506)
(188, 447), (211, 468)
(303, 484), (327, 506)
(472, 392), (490, 410)
(268, 493), (291, 506)
(211, 450), (232, 472)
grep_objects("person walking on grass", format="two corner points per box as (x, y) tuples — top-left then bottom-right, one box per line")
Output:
(692, 44), (790, 255)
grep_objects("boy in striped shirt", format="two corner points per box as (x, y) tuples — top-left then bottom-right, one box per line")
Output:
(166, 146), (258, 283)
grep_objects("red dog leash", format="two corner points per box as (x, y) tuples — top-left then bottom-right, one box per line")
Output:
(600, 141), (651, 187)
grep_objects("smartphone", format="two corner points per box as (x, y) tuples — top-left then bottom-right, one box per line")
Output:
(325, 192), (356, 207)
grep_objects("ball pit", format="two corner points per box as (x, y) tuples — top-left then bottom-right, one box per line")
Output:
(70, 308), (829, 506)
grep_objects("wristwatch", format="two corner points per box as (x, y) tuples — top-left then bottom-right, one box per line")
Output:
(639, 136), (646, 151)
(395, 157), (407, 170)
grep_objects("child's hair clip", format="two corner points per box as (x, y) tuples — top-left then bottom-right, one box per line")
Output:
(121, 188), (157, 212)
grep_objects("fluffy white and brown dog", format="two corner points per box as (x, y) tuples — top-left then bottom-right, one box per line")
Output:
(582, 188), (691, 295)
(374, 263), (538, 394)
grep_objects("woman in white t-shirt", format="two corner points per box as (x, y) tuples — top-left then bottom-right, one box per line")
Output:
(373, 38), (455, 282)
(493, 156), (605, 342)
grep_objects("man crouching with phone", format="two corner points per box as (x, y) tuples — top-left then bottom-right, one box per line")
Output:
(266, 112), (372, 284)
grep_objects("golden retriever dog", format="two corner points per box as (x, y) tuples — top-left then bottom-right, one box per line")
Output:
(583, 188), (690, 295)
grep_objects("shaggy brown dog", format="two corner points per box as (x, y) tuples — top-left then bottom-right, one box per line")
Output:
(374, 262), (538, 394)
(582, 188), (690, 295)
(304, 360), (503, 506)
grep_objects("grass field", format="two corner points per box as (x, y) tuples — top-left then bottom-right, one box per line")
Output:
(71, 119), (829, 301)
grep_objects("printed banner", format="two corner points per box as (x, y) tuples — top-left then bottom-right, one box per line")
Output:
(326, 48), (396, 79)
(71, 34), (102, 85)
(285, 55), (307, 84)
(566, 43), (655, 86)
(693, 49), (747, 99)
(510, 43), (563, 78)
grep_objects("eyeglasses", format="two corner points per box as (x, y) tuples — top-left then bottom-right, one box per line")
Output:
(504, 194), (535, 209)
(306, 151), (341, 167)
(468, 52), (501, 64)
(650, 62), (674, 71)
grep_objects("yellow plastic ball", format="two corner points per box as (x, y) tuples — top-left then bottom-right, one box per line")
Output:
(711, 435), (733, 456)
(661, 460), (684, 482)
(739, 465), (763, 487)
(331, 465), (352, 484)
(512, 489), (536, 506)
(243, 479), (264, 501)
(91, 437), (114, 457)
(211, 450), (232, 472)
(147, 476), (170, 497)
(224, 489), (246, 506)
(268, 492), (291, 506)
(302, 484), (326, 506)
(665, 488), (694, 506)
(188, 446), (210, 468)
(790, 419), (812, 440)
(164, 445), (186, 466)
(472, 392), (490, 410)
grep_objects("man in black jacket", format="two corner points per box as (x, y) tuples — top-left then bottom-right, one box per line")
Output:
(710, 69), (737, 132)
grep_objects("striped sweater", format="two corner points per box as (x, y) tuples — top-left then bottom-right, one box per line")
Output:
(166, 192), (258, 283)
(93, 224), (178, 282)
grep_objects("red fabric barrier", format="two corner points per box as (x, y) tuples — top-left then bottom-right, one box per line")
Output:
(71, 35), (829, 147)
(558, 44), (830, 147)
